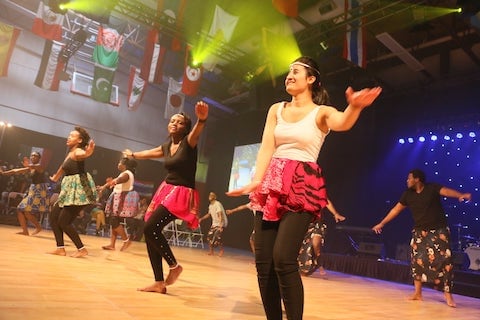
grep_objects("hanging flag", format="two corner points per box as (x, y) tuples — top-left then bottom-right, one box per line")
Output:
(140, 29), (166, 84)
(181, 46), (202, 96)
(343, 0), (366, 68)
(0, 22), (21, 77)
(127, 66), (146, 111)
(272, 0), (299, 18)
(34, 40), (65, 91)
(208, 5), (239, 43)
(171, 0), (186, 51)
(165, 77), (184, 119)
(91, 63), (115, 103)
(31, 2), (64, 41)
(93, 26), (124, 68)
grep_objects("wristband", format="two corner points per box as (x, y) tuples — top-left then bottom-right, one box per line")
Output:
(198, 118), (207, 123)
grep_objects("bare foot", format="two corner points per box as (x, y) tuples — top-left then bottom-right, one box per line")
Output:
(218, 249), (224, 257)
(31, 228), (42, 235)
(207, 251), (214, 256)
(71, 248), (88, 258)
(137, 282), (167, 294)
(408, 293), (423, 301)
(102, 245), (115, 250)
(16, 231), (29, 236)
(444, 292), (456, 307)
(318, 267), (327, 276)
(120, 238), (132, 251)
(48, 248), (66, 256)
(165, 264), (183, 286)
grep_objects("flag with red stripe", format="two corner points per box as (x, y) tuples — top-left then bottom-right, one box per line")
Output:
(343, 0), (366, 68)
(34, 40), (65, 91)
(0, 22), (21, 77)
(31, 2), (64, 41)
(140, 29), (166, 84)
(181, 46), (202, 96)
(127, 65), (146, 111)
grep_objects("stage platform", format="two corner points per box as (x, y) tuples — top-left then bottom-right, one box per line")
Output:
(0, 225), (479, 320)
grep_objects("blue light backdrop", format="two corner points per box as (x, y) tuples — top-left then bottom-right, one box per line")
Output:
(373, 126), (480, 254)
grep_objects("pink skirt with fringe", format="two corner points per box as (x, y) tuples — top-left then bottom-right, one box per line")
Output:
(249, 157), (328, 222)
(145, 181), (200, 229)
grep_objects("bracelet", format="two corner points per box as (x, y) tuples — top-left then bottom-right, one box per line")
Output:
(198, 118), (207, 123)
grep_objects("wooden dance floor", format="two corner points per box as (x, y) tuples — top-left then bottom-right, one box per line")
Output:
(0, 224), (478, 320)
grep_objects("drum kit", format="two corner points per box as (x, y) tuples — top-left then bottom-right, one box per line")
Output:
(453, 223), (480, 271)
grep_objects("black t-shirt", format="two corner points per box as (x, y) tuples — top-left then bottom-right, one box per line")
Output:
(399, 183), (447, 229)
(162, 136), (197, 189)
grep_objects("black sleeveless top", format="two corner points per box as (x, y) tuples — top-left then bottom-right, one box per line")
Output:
(31, 169), (46, 184)
(162, 136), (197, 189)
(61, 158), (86, 176)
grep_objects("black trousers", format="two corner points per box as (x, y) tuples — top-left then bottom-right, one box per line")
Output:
(49, 203), (86, 249)
(254, 211), (313, 320)
(143, 205), (177, 281)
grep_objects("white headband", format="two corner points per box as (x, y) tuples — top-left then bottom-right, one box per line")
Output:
(290, 62), (321, 76)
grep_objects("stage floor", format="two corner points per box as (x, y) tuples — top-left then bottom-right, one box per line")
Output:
(0, 225), (478, 320)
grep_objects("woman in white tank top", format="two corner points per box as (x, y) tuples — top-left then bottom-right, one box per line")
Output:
(227, 56), (381, 320)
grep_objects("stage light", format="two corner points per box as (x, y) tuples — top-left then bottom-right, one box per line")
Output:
(444, 135), (451, 140)
(418, 136), (425, 142)
(431, 135), (437, 141)
(469, 132), (476, 137)
(407, 137), (414, 143)
(398, 138), (405, 144)
(456, 133), (463, 139)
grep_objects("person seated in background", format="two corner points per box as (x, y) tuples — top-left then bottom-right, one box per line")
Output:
(90, 203), (107, 236)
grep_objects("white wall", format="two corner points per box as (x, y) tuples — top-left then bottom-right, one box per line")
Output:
(0, 30), (180, 153)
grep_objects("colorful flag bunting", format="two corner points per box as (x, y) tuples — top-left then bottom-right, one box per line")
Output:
(181, 46), (202, 96)
(208, 5), (239, 43)
(165, 77), (184, 119)
(91, 63), (115, 103)
(34, 40), (65, 91)
(0, 22), (21, 77)
(31, 2), (64, 41)
(127, 66), (146, 111)
(343, 0), (366, 68)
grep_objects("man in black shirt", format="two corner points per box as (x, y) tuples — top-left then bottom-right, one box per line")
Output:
(372, 169), (471, 307)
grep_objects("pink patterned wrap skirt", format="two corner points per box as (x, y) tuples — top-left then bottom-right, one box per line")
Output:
(145, 181), (200, 229)
(249, 157), (328, 221)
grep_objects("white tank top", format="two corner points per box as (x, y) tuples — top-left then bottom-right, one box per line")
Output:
(113, 170), (134, 193)
(273, 103), (328, 162)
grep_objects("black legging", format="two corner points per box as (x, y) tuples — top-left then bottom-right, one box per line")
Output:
(49, 203), (86, 249)
(143, 205), (177, 281)
(254, 211), (313, 320)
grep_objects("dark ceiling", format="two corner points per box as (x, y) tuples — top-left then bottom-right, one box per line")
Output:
(1, 0), (480, 116)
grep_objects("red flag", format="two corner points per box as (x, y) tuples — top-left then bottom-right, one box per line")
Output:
(140, 29), (166, 84)
(272, 0), (299, 18)
(127, 66), (147, 111)
(34, 40), (65, 91)
(0, 22), (21, 77)
(343, 0), (366, 68)
(31, 2), (64, 41)
(181, 46), (202, 96)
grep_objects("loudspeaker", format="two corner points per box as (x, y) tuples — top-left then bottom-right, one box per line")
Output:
(358, 242), (385, 258)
